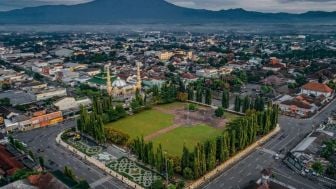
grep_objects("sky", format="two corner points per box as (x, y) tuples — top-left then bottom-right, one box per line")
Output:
(0, 0), (335, 13)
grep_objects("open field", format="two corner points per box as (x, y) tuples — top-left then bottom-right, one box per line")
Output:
(105, 102), (240, 156)
(105, 109), (174, 139)
(152, 124), (223, 156)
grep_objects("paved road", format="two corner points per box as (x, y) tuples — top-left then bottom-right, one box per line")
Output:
(13, 119), (129, 189)
(12, 99), (336, 189)
(204, 99), (336, 189)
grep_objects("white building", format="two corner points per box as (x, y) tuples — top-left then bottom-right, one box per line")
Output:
(301, 82), (333, 98)
(54, 97), (92, 111)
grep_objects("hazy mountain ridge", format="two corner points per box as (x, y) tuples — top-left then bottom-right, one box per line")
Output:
(0, 0), (335, 24)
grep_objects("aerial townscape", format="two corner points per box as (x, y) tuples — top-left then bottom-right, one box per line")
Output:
(0, 1), (335, 189)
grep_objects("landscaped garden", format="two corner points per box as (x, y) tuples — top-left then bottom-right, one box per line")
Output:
(107, 157), (163, 188)
(63, 133), (103, 156)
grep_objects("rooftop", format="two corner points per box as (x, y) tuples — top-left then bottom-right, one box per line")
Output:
(302, 82), (333, 93)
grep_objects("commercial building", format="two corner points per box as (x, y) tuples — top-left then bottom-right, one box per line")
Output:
(35, 88), (67, 101)
(4, 110), (63, 132)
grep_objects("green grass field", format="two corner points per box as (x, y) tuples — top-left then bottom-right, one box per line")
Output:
(105, 102), (240, 157)
(105, 109), (174, 139)
(152, 124), (223, 156)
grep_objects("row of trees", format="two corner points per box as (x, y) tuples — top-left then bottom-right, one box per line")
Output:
(77, 106), (106, 143)
(130, 104), (279, 180)
(77, 96), (126, 143)
(77, 79), (183, 145)
(234, 96), (265, 113)
(187, 85), (212, 105)
(131, 138), (174, 178)
(180, 105), (279, 179)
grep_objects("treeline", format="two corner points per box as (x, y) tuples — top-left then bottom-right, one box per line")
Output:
(187, 84), (213, 106)
(77, 96), (127, 143)
(131, 139), (174, 179)
(234, 96), (265, 113)
(77, 106), (106, 144)
(150, 81), (180, 104)
(130, 104), (279, 180)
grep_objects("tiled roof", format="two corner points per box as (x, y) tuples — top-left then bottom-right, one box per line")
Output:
(281, 99), (312, 109)
(302, 82), (333, 93)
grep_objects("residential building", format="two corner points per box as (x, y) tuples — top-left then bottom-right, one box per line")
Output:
(301, 82), (333, 98)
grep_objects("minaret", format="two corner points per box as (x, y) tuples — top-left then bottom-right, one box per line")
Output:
(106, 64), (113, 96)
(136, 62), (142, 90)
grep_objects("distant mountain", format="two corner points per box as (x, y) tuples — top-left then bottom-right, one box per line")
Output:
(0, 0), (335, 24)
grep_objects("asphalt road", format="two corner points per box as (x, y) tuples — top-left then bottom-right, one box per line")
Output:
(12, 99), (336, 189)
(13, 119), (129, 189)
(203, 99), (336, 189)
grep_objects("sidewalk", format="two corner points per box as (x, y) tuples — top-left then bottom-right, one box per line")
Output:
(56, 131), (144, 189)
(187, 125), (281, 189)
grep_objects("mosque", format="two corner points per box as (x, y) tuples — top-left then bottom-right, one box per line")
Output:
(106, 62), (142, 97)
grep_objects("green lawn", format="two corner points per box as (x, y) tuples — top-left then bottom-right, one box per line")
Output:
(224, 112), (240, 120)
(105, 109), (174, 139)
(157, 102), (186, 110)
(152, 124), (222, 156)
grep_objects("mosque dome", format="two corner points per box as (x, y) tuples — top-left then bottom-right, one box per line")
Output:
(112, 77), (127, 88)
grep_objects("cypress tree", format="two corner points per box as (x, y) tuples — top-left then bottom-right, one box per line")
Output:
(181, 146), (190, 170)
(205, 88), (212, 105)
(188, 87), (194, 101)
(234, 96), (241, 112)
(242, 96), (250, 113)
(230, 129), (236, 155)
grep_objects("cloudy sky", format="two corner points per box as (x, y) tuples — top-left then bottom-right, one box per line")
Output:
(0, 0), (335, 13)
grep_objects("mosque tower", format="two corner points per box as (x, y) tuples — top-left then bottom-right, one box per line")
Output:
(106, 64), (113, 96)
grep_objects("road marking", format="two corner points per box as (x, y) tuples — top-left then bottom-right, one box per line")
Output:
(272, 168), (315, 189)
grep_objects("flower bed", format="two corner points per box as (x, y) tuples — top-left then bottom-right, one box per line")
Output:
(64, 137), (102, 156)
(107, 157), (162, 188)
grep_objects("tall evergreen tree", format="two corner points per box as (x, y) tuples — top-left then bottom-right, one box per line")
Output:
(205, 88), (212, 105)
(196, 87), (203, 103)
(188, 87), (194, 101)
(222, 90), (229, 109)
(234, 96), (241, 112)
(242, 96), (251, 113)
